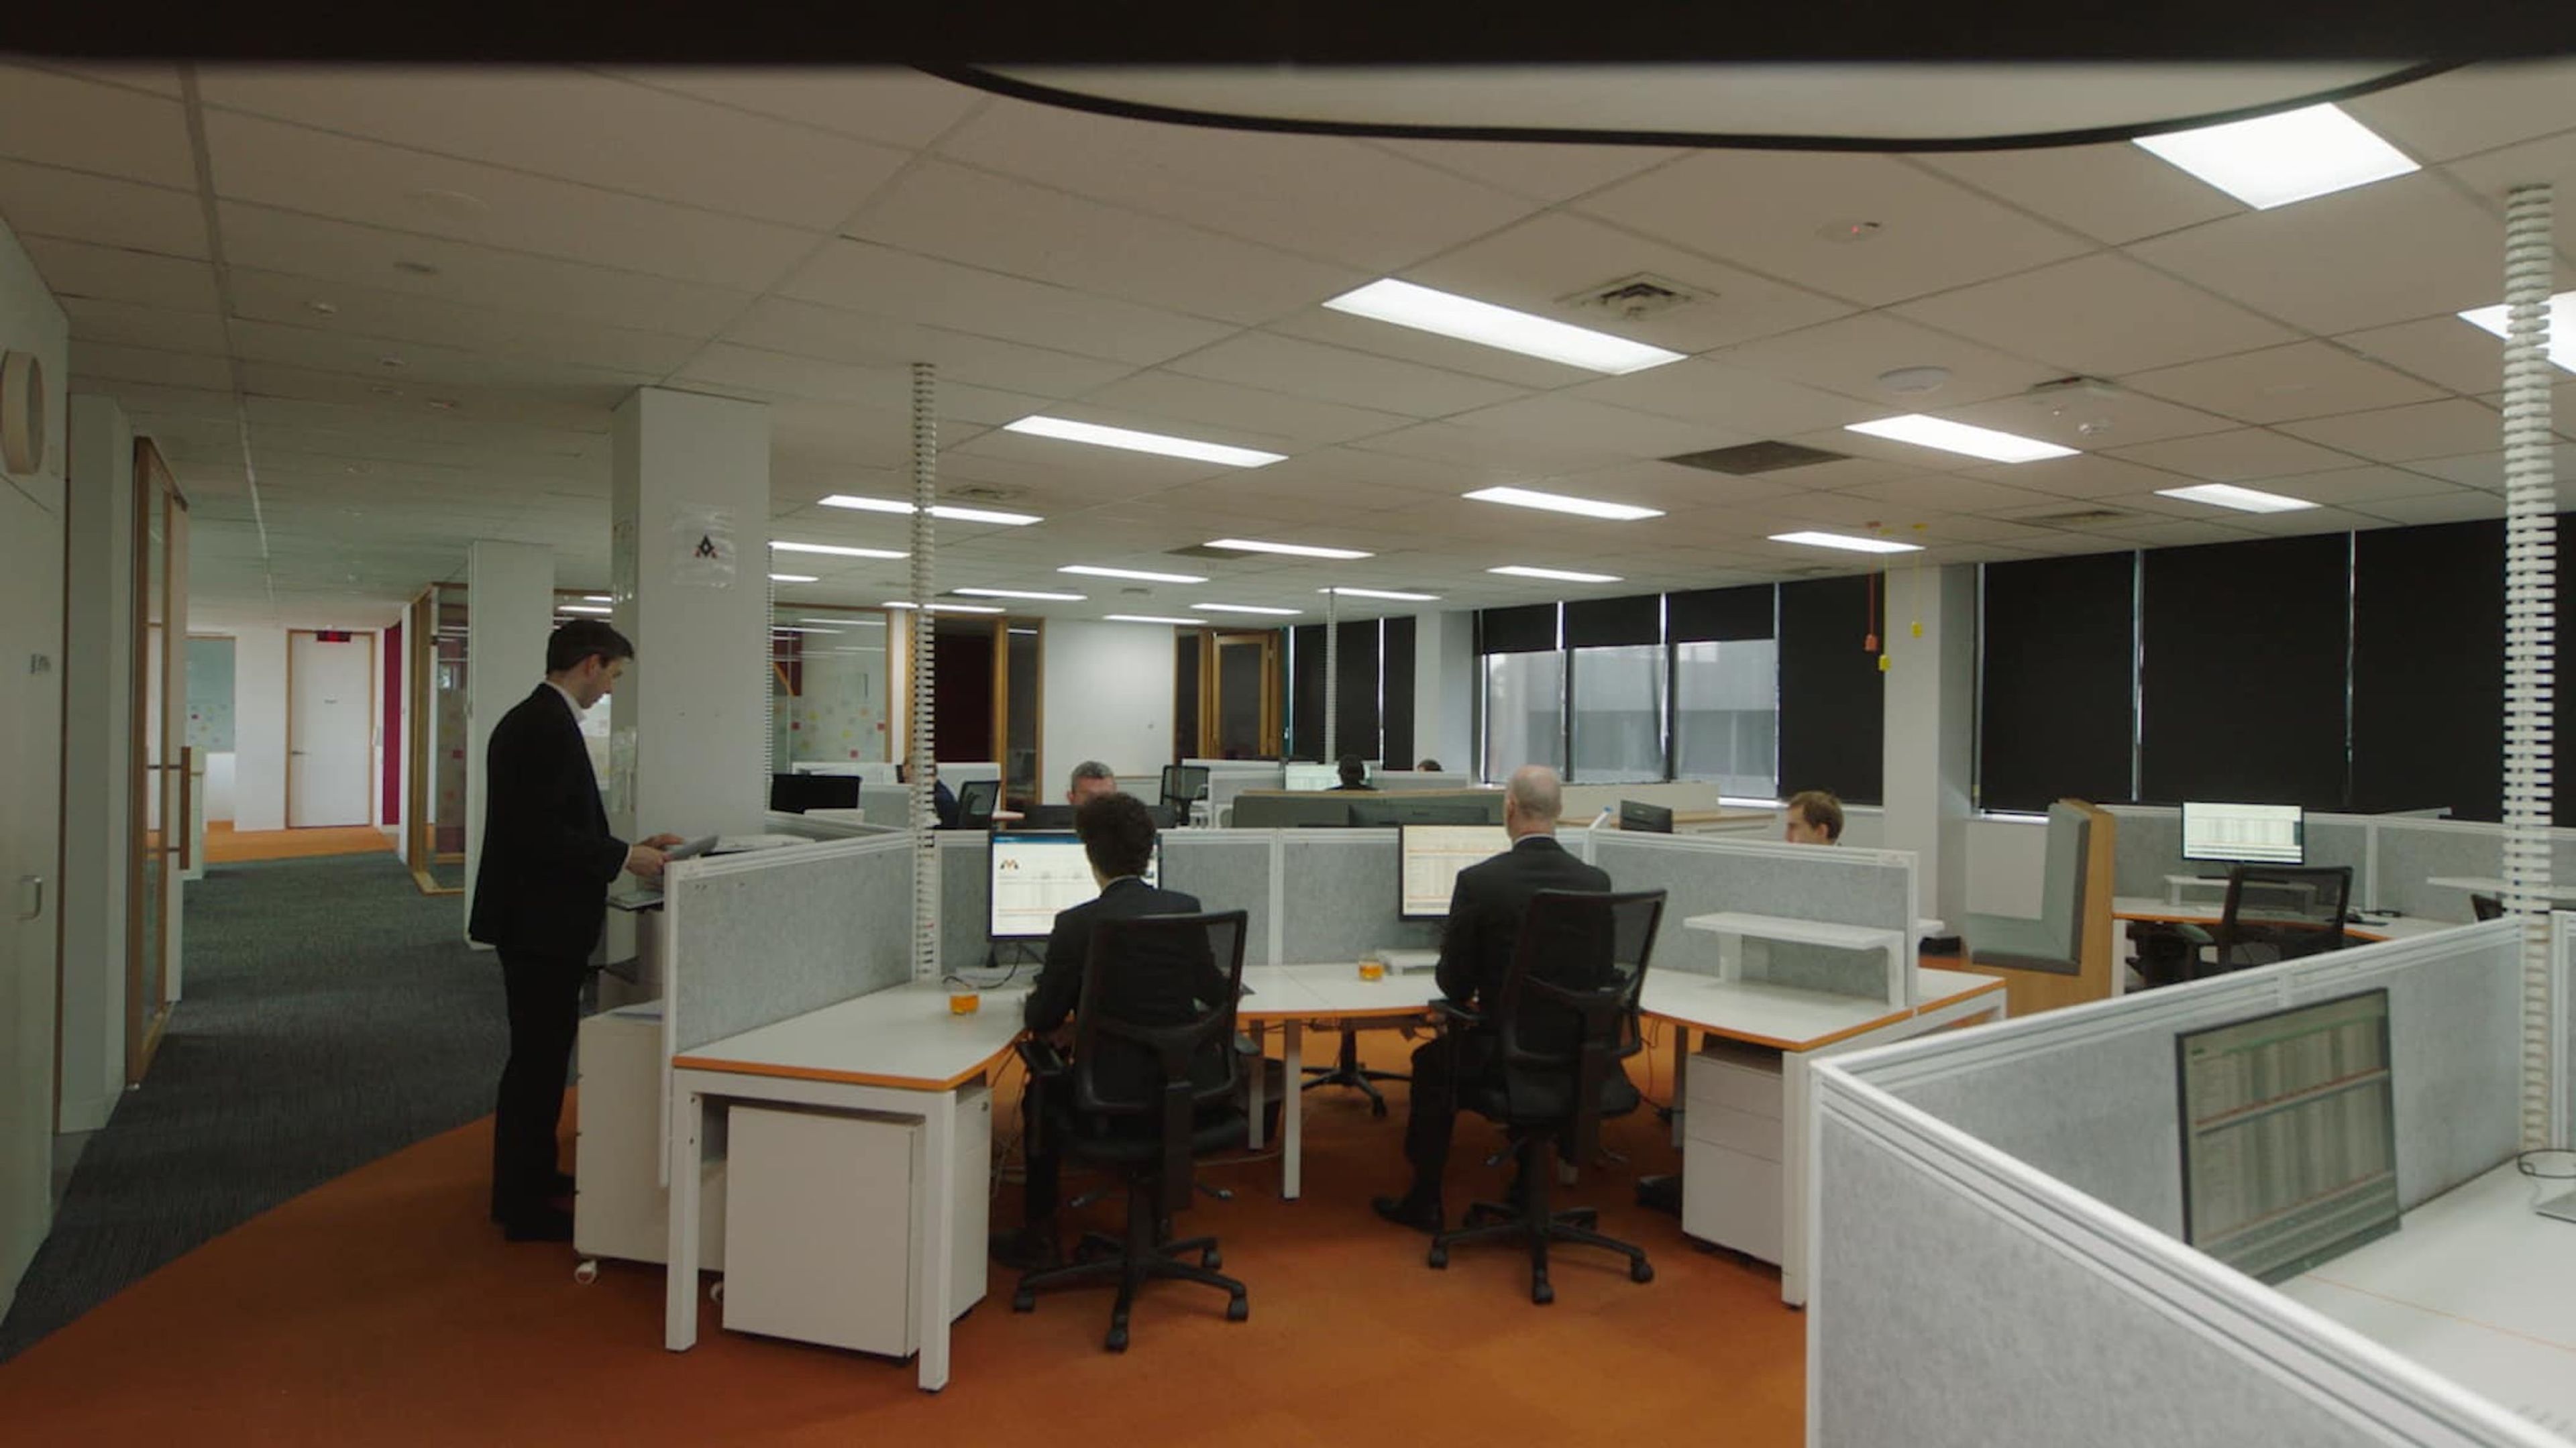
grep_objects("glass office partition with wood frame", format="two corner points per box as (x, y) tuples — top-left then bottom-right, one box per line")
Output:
(128, 438), (187, 1082)
(771, 604), (895, 775)
(404, 583), (470, 894)
(1198, 630), (1283, 761)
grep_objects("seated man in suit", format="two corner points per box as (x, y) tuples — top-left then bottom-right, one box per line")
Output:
(1330, 755), (1375, 791)
(1375, 764), (1611, 1233)
(991, 790), (1232, 1270)
(1019, 759), (1117, 830)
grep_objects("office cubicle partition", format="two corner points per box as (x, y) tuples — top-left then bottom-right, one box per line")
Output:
(1277, 830), (1442, 964)
(663, 835), (917, 1056)
(1588, 832), (1918, 1003)
(2109, 805), (2576, 922)
(1809, 922), (2551, 1448)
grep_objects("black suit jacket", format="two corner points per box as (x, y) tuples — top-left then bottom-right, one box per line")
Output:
(1434, 834), (1615, 1012)
(1026, 877), (1233, 1105)
(468, 684), (627, 960)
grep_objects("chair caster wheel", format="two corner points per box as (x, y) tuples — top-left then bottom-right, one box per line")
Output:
(1371, 1099), (1388, 1119)
(1532, 1279), (1554, 1306)
(708, 1280), (724, 1304)
(1012, 1291), (1035, 1313)
(1106, 1325), (1129, 1353)
(1631, 1260), (1655, 1284)
(1201, 1249), (1222, 1270)
(1427, 1246), (1448, 1269)
(1226, 1295), (1249, 1323)
(572, 1260), (598, 1285)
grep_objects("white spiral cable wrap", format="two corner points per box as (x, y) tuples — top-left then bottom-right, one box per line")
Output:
(761, 569), (777, 791)
(1322, 589), (1340, 763)
(909, 362), (941, 983)
(2500, 184), (2557, 1150)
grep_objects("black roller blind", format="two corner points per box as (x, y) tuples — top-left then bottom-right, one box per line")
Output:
(2352, 520), (2503, 820)
(1477, 603), (1558, 655)
(1980, 553), (2136, 812)
(1173, 631), (1199, 765)
(1564, 594), (1662, 648)
(2139, 534), (2349, 809)
(1332, 618), (1382, 761)
(1288, 624), (1324, 761)
(1668, 584), (1776, 643)
(1382, 614), (1417, 767)
(1778, 574), (1884, 805)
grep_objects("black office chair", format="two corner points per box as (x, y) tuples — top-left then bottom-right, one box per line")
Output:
(2471, 892), (2506, 922)
(1426, 888), (1666, 1304)
(1161, 765), (1210, 818)
(1012, 909), (1252, 1351)
(955, 778), (1000, 830)
(2178, 865), (2352, 978)
(1301, 1027), (1410, 1117)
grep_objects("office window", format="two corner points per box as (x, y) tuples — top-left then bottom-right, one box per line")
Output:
(1482, 651), (1566, 779)
(1673, 639), (1778, 797)
(1570, 644), (1666, 783)
(1334, 619), (1383, 763)
(1287, 623), (1325, 761)
(1980, 553), (2137, 813)
(2353, 520), (2502, 820)
(1382, 615), (1416, 767)
(2140, 535), (2349, 809)
(1778, 575), (1884, 805)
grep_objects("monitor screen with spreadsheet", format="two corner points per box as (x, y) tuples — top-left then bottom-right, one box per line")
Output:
(987, 832), (1163, 941)
(2176, 988), (2397, 1284)
(2181, 801), (2306, 866)
(1399, 824), (1511, 920)
(1283, 763), (1342, 791)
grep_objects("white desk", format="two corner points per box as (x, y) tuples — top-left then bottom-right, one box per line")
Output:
(1238, 964), (1444, 1202)
(1682, 910), (1912, 1005)
(2113, 897), (2461, 942)
(664, 982), (1026, 1393)
(2427, 875), (2576, 903)
(2278, 1161), (2576, 1439)
(1643, 966), (2008, 1307)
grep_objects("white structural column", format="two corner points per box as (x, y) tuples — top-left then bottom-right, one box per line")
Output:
(58, 395), (134, 1129)
(1413, 610), (1475, 774)
(464, 540), (555, 942)
(2498, 184), (2557, 1152)
(608, 388), (771, 856)
(907, 364), (938, 983)
(1878, 564), (1975, 929)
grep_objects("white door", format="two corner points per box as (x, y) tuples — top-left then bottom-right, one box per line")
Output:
(288, 631), (374, 828)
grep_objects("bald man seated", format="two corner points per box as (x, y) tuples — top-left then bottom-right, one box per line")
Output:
(1375, 765), (1611, 1233)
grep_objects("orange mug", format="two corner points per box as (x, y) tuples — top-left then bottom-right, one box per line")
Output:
(1358, 960), (1386, 982)
(948, 989), (981, 1015)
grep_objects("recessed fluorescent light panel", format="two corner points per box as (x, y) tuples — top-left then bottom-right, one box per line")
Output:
(1205, 537), (1373, 559)
(2154, 483), (2319, 514)
(1104, 614), (1206, 626)
(557, 604), (612, 614)
(1464, 486), (1665, 522)
(818, 494), (1042, 526)
(1003, 415), (1285, 468)
(953, 588), (1087, 601)
(771, 626), (842, 635)
(1845, 414), (2078, 463)
(1191, 602), (1301, 616)
(1488, 565), (1623, 583)
(772, 539), (908, 559)
(768, 573), (819, 583)
(883, 600), (1004, 614)
(582, 594), (612, 602)
(1060, 565), (1207, 584)
(2133, 103), (2418, 211)
(798, 616), (887, 628)
(1768, 531), (1925, 555)
(1323, 587), (1442, 602)
(2457, 290), (2576, 372)
(1323, 278), (1684, 376)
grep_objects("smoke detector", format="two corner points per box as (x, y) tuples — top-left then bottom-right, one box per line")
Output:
(1877, 366), (1951, 395)
(1561, 273), (1703, 322)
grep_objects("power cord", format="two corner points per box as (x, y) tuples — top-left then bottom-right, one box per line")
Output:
(2515, 1148), (2576, 1182)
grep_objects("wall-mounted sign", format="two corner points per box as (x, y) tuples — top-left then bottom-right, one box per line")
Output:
(0, 350), (44, 478)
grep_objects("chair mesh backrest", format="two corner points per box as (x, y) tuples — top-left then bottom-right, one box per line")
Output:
(957, 777), (1000, 826)
(1072, 909), (1248, 1209)
(1161, 765), (1211, 812)
(2038, 801), (2091, 952)
(2471, 893), (2505, 922)
(1496, 889), (1666, 1161)
(2218, 865), (2351, 965)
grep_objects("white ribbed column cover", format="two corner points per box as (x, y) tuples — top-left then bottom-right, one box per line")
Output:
(908, 363), (940, 983)
(2499, 184), (2556, 1151)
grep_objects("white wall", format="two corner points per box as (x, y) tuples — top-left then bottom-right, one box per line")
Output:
(1413, 610), (1474, 775)
(1964, 816), (2049, 918)
(184, 618), (397, 832)
(465, 541), (554, 940)
(58, 395), (131, 1135)
(1040, 619), (1177, 787)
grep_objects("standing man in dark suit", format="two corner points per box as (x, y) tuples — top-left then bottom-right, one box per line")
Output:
(992, 791), (1228, 1270)
(470, 619), (680, 1241)
(1375, 765), (1610, 1232)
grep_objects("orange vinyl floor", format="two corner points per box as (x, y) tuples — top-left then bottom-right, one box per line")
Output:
(0, 1034), (1807, 1446)
(203, 822), (398, 864)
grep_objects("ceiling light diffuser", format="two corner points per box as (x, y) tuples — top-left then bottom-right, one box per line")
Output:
(1060, 565), (1207, 584)
(2457, 290), (2576, 372)
(818, 494), (1042, 526)
(1323, 278), (1684, 375)
(1205, 537), (1373, 559)
(1003, 415), (1285, 468)
(557, 604), (612, 615)
(1464, 486), (1665, 522)
(772, 539), (909, 559)
(767, 573), (819, 583)
(1845, 414), (2078, 463)
(1104, 614), (1205, 626)
(582, 594), (612, 602)
(2154, 483), (2318, 514)
(883, 600), (1004, 614)
(1768, 531), (1926, 554)
(2133, 103), (2418, 211)
(953, 588), (1087, 601)
(1488, 565), (1623, 583)
(1322, 587), (1442, 601)
(1191, 603), (1301, 616)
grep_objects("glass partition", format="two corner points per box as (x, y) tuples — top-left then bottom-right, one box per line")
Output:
(1673, 638), (1780, 798)
(1568, 643), (1667, 783)
(1481, 651), (1566, 780)
(404, 583), (471, 893)
(769, 604), (894, 771)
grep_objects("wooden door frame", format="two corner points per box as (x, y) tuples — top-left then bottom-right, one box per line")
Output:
(1199, 630), (1283, 759)
(403, 589), (458, 893)
(991, 616), (1043, 805)
(284, 627), (380, 830)
(125, 438), (183, 1083)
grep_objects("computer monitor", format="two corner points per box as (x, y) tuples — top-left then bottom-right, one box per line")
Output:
(2176, 987), (2396, 1283)
(1282, 762), (1341, 791)
(2181, 801), (2305, 866)
(769, 773), (859, 814)
(1399, 823), (1511, 920)
(987, 831), (1166, 941)
(1618, 799), (1674, 834)
(1350, 796), (1498, 828)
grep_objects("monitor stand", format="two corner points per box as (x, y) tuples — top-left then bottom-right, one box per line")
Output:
(2538, 1189), (2576, 1227)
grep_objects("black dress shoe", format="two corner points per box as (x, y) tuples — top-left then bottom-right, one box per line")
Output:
(1372, 1194), (1444, 1234)
(547, 1170), (578, 1197)
(501, 1206), (574, 1242)
(989, 1225), (1061, 1273)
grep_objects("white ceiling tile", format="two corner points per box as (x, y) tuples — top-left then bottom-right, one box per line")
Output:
(2123, 340), (2450, 424)
(2202, 503), (2390, 537)
(1262, 306), (1599, 388)
(1164, 331), (1527, 420)
(0, 64), (198, 189)
(1565, 357), (1881, 436)
(224, 268), (703, 378)
(1348, 419), (1635, 476)
(24, 235), (219, 313)
(197, 68), (913, 231)
(2241, 464), (2475, 506)
(2105, 427), (2363, 482)
(224, 318), (658, 393)
(233, 361), (618, 433)
(2094, 518), (2263, 548)
(1399, 210), (1855, 354)
(203, 110), (817, 290)
(849, 160), (1364, 325)
(2127, 172), (2505, 335)
(1368, 139), (1684, 204)
(1574, 149), (2094, 307)
(34, 62), (186, 99)
(0, 159), (208, 259)
(721, 296), (1134, 398)
(214, 202), (754, 336)
(1713, 312), (2063, 408)
(1538, 459), (1803, 511)
(603, 68), (985, 150)
(1070, 370), (1416, 451)
(61, 296), (230, 355)
(2348, 491), (2506, 526)
(780, 239), (1234, 368)
(2341, 59), (2576, 163)
(2275, 398), (2508, 462)
(1835, 474), (2074, 512)
(1439, 393), (1753, 462)
(1915, 141), (2244, 245)
(2337, 315), (2524, 395)
(2404, 445), (2576, 491)
(1932, 388), (2237, 451)
(1891, 252), (2296, 376)
(2443, 127), (2576, 225)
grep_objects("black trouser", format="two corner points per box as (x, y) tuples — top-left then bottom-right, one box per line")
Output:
(1020, 1066), (1063, 1229)
(491, 950), (586, 1221)
(1402, 1032), (1494, 1198)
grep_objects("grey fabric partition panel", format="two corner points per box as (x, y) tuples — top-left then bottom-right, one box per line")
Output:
(938, 832), (990, 974)
(670, 838), (914, 1052)
(1279, 830), (1442, 963)
(2306, 820), (2368, 900)
(2109, 806), (2182, 898)
(1162, 831), (1279, 966)
(2379, 825), (2501, 922)
(859, 783), (914, 827)
(1232, 793), (1356, 829)
(1591, 834), (1911, 996)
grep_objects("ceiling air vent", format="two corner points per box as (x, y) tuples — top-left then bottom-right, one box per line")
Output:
(2022, 508), (2133, 528)
(951, 484), (1018, 502)
(1666, 441), (1849, 476)
(1562, 272), (1702, 321)
(1165, 545), (1238, 560)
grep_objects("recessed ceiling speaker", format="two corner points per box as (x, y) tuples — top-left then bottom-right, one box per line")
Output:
(1, 350), (44, 477)
(1877, 365), (1951, 395)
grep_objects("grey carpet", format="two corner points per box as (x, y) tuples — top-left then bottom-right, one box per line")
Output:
(0, 852), (513, 1361)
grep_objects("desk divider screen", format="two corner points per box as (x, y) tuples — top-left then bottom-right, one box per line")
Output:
(1591, 832), (1916, 1001)
(2376, 823), (2504, 920)
(938, 831), (991, 975)
(1279, 829), (1444, 963)
(1159, 830), (1281, 966)
(665, 834), (915, 1054)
